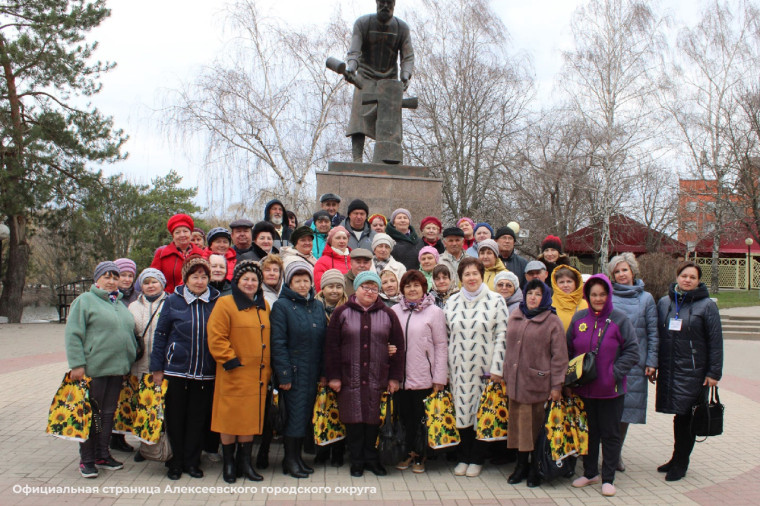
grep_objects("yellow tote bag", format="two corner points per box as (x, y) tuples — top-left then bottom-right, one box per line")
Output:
(46, 372), (92, 442)
(312, 384), (346, 446)
(475, 381), (509, 441)
(423, 390), (460, 449)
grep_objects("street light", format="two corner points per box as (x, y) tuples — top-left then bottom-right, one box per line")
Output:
(0, 223), (9, 282)
(746, 237), (754, 291)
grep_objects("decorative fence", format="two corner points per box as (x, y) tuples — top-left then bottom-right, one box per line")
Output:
(694, 257), (759, 290)
(569, 257), (595, 275)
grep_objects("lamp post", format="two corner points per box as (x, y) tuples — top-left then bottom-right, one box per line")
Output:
(746, 237), (754, 291)
(0, 223), (9, 282)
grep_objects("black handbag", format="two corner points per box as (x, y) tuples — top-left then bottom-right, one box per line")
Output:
(269, 386), (287, 436)
(533, 406), (569, 481)
(377, 394), (407, 466)
(691, 386), (724, 440)
(565, 319), (611, 388)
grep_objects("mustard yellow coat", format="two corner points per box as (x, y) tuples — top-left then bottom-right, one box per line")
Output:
(207, 294), (271, 435)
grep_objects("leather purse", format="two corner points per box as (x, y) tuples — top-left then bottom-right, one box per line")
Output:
(565, 319), (610, 388)
(691, 386), (724, 440)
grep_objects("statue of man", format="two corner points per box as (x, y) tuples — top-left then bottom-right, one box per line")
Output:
(345, 0), (414, 163)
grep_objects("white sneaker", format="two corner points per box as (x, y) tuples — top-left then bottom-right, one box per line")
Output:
(465, 464), (482, 477)
(454, 462), (468, 476)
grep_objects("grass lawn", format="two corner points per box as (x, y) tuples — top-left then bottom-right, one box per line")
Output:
(713, 290), (760, 309)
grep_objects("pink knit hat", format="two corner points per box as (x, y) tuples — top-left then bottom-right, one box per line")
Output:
(418, 245), (440, 263)
(457, 217), (475, 229)
(326, 225), (349, 246)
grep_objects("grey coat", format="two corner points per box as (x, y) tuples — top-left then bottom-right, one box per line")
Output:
(612, 280), (658, 424)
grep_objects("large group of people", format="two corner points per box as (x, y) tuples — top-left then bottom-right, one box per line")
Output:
(63, 193), (723, 498)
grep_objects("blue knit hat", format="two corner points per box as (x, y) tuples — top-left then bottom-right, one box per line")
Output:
(474, 222), (494, 237)
(353, 270), (382, 291)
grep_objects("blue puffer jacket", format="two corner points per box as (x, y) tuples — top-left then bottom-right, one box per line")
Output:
(611, 280), (658, 423)
(149, 285), (220, 380)
(310, 222), (328, 259)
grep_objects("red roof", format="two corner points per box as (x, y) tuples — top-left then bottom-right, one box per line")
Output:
(694, 221), (760, 254)
(565, 215), (686, 255)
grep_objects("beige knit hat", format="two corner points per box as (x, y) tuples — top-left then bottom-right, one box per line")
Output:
(319, 268), (345, 291)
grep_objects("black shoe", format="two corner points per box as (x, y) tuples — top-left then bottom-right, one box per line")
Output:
(350, 463), (364, 477)
(282, 437), (308, 478)
(95, 456), (124, 470)
(365, 461), (387, 476)
(657, 459), (674, 473)
(527, 465), (542, 488)
(222, 443), (237, 484)
(237, 442), (263, 482)
(665, 465), (687, 482)
(184, 466), (204, 478)
(134, 452), (146, 462)
(167, 468), (182, 480)
(110, 434), (134, 453)
(79, 462), (98, 479)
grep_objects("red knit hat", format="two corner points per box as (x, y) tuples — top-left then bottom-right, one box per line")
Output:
(541, 235), (563, 253)
(167, 213), (194, 234)
(420, 216), (442, 231)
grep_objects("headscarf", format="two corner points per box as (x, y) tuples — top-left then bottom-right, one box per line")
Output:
(519, 279), (556, 319)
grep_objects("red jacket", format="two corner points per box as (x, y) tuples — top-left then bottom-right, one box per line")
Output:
(313, 243), (351, 290)
(150, 242), (205, 294)
(201, 247), (237, 281)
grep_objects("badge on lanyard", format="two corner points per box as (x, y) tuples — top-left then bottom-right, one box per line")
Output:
(669, 318), (682, 331)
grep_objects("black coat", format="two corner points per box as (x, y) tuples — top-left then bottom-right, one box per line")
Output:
(386, 223), (422, 271)
(655, 283), (723, 416)
(270, 284), (327, 437)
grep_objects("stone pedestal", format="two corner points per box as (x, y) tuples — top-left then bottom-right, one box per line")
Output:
(316, 161), (443, 222)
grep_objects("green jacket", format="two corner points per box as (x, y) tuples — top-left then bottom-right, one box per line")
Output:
(65, 285), (137, 377)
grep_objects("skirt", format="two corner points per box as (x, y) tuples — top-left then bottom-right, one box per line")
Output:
(506, 399), (545, 452)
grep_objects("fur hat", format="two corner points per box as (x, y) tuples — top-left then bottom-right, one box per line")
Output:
(181, 255), (211, 283)
(252, 221), (276, 240)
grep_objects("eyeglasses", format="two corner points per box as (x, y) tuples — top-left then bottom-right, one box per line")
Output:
(359, 285), (379, 294)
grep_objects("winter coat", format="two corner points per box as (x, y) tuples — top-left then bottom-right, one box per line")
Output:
(270, 285), (327, 437)
(313, 243), (351, 290)
(150, 242), (205, 294)
(279, 246), (317, 269)
(202, 246), (237, 281)
(483, 261), (507, 291)
(551, 265), (588, 331)
(324, 295), (406, 425)
(611, 280), (658, 423)
(233, 244), (259, 262)
(149, 285), (220, 380)
(417, 237), (445, 255)
(119, 286), (139, 307)
(439, 250), (466, 286)
(310, 223), (328, 259)
(503, 309), (568, 404)
(386, 222), (422, 271)
(129, 292), (167, 376)
(391, 294), (448, 390)
(538, 253), (571, 280)
(207, 292), (271, 435)
(566, 274), (639, 400)
(655, 282), (723, 416)
(263, 199), (292, 249)
(464, 243), (479, 258)
(342, 218), (376, 251)
(209, 279), (232, 297)
(501, 251), (528, 289)
(65, 286), (137, 377)
(504, 289), (523, 314)
(445, 286), (508, 427)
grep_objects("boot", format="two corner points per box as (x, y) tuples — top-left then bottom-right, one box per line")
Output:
(110, 434), (134, 452)
(282, 437), (308, 478)
(330, 441), (344, 467)
(296, 438), (314, 474)
(256, 430), (271, 469)
(314, 446), (330, 465)
(236, 442), (263, 482)
(508, 451), (530, 484)
(526, 455), (542, 488)
(222, 444), (236, 484)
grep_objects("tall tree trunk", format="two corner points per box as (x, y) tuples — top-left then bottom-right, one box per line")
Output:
(710, 227), (721, 294)
(0, 214), (29, 322)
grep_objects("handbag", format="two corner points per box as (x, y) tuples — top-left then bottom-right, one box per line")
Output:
(691, 386), (724, 440)
(377, 393), (407, 466)
(475, 380), (509, 441)
(565, 319), (611, 388)
(533, 403), (570, 481)
(269, 386), (287, 436)
(312, 384), (346, 446)
(423, 390), (460, 449)
(46, 372), (92, 442)
(139, 430), (173, 462)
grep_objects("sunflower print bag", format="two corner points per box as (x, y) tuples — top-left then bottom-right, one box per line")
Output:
(565, 395), (588, 457)
(475, 381), (509, 441)
(112, 374), (140, 434)
(46, 372), (92, 442)
(312, 384), (346, 446)
(423, 390), (460, 449)
(132, 373), (169, 445)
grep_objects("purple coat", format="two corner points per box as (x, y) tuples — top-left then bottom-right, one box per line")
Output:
(325, 295), (406, 424)
(566, 274), (639, 399)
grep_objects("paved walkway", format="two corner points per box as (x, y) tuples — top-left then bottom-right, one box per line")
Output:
(0, 321), (758, 505)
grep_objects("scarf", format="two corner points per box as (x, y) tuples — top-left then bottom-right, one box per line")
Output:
(519, 282), (556, 319)
(108, 291), (119, 304)
(232, 283), (266, 311)
(461, 283), (486, 301)
(374, 257), (389, 275)
(145, 293), (162, 303)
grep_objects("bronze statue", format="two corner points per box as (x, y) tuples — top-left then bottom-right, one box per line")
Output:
(327, 0), (415, 165)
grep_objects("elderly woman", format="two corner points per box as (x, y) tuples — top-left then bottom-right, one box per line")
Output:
(270, 261), (328, 478)
(204, 228), (237, 281)
(494, 271), (522, 314)
(418, 246), (439, 290)
(150, 255), (220, 480)
(207, 260), (270, 483)
(655, 262), (722, 482)
(368, 213), (387, 234)
(551, 265), (588, 330)
(457, 217), (476, 250)
(386, 208), (422, 271)
(380, 264), (404, 307)
(191, 227), (206, 249)
(465, 223), (494, 257)
(431, 264), (458, 309)
(608, 253), (658, 472)
(280, 226), (318, 268)
(151, 213), (204, 294)
(372, 233), (406, 277)
(477, 239), (507, 291)
(65, 261), (138, 478)
(115, 258), (139, 306)
(314, 226), (351, 290)
(418, 216), (444, 254)
(251, 221), (279, 260)
(567, 275), (638, 497)
(325, 271), (406, 478)
(445, 257), (508, 478)
(503, 279), (567, 488)
(208, 254), (232, 296)
(391, 270), (448, 474)
(128, 268), (168, 463)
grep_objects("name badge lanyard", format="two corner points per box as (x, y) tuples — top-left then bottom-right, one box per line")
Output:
(669, 293), (683, 332)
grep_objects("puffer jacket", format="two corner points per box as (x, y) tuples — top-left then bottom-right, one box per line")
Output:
(391, 294), (448, 390)
(551, 265), (588, 331)
(324, 295), (406, 424)
(566, 274), (639, 399)
(313, 243), (351, 290)
(310, 222), (328, 259)
(612, 279), (658, 423)
(386, 222), (422, 271)
(656, 282), (722, 416)
(129, 292), (167, 376)
(149, 285), (220, 379)
(342, 217), (376, 251)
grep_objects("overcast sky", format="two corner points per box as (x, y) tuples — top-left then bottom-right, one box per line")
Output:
(89, 0), (702, 200)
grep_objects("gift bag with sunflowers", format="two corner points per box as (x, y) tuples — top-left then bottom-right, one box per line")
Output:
(46, 372), (92, 442)
(312, 384), (346, 446)
(112, 374), (140, 434)
(423, 390), (460, 449)
(132, 373), (169, 445)
(475, 381), (509, 441)
(565, 395), (588, 456)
